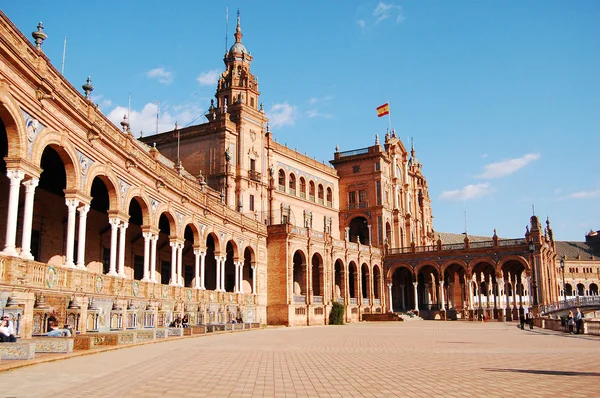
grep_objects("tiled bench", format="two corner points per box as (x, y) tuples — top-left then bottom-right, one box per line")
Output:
(134, 329), (156, 342)
(74, 333), (119, 350)
(183, 326), (207, 336)
(30, 337), (74, 353)
(167, 328), (184, 337)
(0, 342), (36, 360)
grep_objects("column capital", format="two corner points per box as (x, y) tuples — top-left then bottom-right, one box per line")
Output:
(78, 203), (90, 214)
(22, 177), (39, 191)
(6, 169), (25, 183)
(65, 198), (80, 209)
(387, 283), (393, 288)
(109, 217), (121, 227)
(119, 221), (129, 230)
(142, 231), (153, 240)
(413, 281), (418, 287)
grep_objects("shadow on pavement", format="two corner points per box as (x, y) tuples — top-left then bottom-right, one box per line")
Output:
(483, 368), (600, 377)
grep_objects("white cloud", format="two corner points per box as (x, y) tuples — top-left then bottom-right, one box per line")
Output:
(146, 68), (173, 85)
(306, 109), (333, 119)
(106, 100), (205, 137)
(90, 94), (112, 109)
(267, 102), (297, 128)
(440, 183), (493, 201)
(475, 153), (541, 179)
(196, 69), (220, 86)
(373, 2), (403, 24)
(309, 95), (333, 105)
(357, 19), (366, 31)
(567, 189), (600, 199)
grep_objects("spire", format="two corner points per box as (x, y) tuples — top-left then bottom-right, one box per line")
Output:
(235, 9), (242, 43)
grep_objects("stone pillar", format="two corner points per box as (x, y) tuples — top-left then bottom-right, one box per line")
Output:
(234, 260), (240, 293)
(65, 198), (79, 268)
(511, 274), (517, 309)
(387, 283), (393, 313)
(221, 256), (226, 292)
(239, 261), (244, 293)
(19, 178), (39, 260)
(526, 276), (532, 308)
(399, 284), (406, 310)
(150, 234), (158, 283)
(194, 250), (201, 289)
(497, 278), (505, 310)
(2, 170), (24, 256)
(75, 204), (90, 269)
(367, 224), (372, 245)
(215, 256), (221, 291)
(251, 264), (257, 294)
(413, 282), (419, 311)
(107, 218), (120, 276)
(424, 283), (430, 306)
(486, 274), (493, 309)
(439, 281), (445, 311)
(467, 277), (474, 310)
(169, 241), (177, 285)
(176, 242), (183, 286)
(142, 232), (151, 281)
(200, 251), (206, 289)
(118, 222), (128, 277)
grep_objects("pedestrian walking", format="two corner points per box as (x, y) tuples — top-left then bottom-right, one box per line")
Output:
(575, 308), (584, 334)
(567, 311), (574, 334)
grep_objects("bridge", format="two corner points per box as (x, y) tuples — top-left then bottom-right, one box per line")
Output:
(539, 296), (600, 315)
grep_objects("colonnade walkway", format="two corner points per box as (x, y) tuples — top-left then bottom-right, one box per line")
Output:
(0, 322), (598, 397)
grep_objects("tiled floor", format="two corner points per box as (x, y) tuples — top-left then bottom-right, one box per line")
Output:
(0, 322), (598, 397)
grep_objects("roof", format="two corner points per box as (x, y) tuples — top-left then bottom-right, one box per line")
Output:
(555, 240), (600, 261)
(436, 231), (494, 245)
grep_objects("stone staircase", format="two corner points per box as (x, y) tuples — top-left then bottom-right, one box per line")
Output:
(361, 312), (423, 322)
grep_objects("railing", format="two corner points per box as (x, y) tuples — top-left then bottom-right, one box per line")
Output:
(362, 298), (370, 305)
(248, 170), (261, 182)
(309, 194), (315, 202)
(313, 296), (323, 304)
(300, 192), (306, 199)
(338, 148), (369, 157)
(318, 198), (324, 205)
(469, 240), (494, 249)
(387, 237), (528, 256)
(289, 188), (296, 196)
(278, 185), (285, 192)
(336, 298), (345, 304)
(347, 202), (369, 210)
(349, 298), (358, 305)
(498, 238), (526, 247)
(294, 295), (307, 304)
(373, 299), (380, 305)
(326, 201), (332, 207)
(540, 296), (600, 314)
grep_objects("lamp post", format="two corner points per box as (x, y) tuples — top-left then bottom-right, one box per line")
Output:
(559, 256), (567, 306)
(528, 241), (538, 307)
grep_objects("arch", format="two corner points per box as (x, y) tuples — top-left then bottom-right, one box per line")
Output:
(440, 259), (468, 275)
(224, 241), (238, 292)
(278, 168), (286, 190)
(326, 187), (332, 206)
(123, 189), (151, 226)
(31, 131), (80, 190)
(497, 255), (530, 272)
(348, 261), (358, 299)
(391, 265), (414, 311)
(372, 264), (382, 299)
(206, 232), (221, 255)
(292, 250), (307, 296)
(565, 283), (573, 296)
(414, 261), (441, 276)
(361, 263), (370, 299)
(333, 259), (345, 300)
(311, 252), (323, 296)
(589, 283), (598, 296)
(385, 221), (392, 244)
(0, 90), (26, 159)
(308, 180), (315, 201)
(226, 239), (240, 261)
(156, 209), (177, 235)
(317, 184), (324, 204)
(183, 222), (200, 247)
(85, 165), (121, 211)
(348, 216), (369, 244)
(386, 263), (414, 281)
(242, 246), (255, 294)
(467, 257), (497, 273)
(288, 172), (296, 194)
(576, 283), (585, 296)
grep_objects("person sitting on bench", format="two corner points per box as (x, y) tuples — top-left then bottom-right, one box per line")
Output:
(0, 318), (17, 342)
(47, 321), (72, 337)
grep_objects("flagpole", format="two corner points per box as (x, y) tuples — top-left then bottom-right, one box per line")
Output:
(388, 101), (392, 132)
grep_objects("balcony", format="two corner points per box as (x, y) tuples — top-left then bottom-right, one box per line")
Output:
(248, 170), (261, 182)
(313, 296), (323, 304)
(347, 201), (369, 210)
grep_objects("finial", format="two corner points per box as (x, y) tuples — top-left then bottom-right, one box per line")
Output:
(32, 22), (47, 50)
(259, 103), (264, 112)
(234, 9), (243, 43)
(140, 130), (144, 138)
(82, 76), (94, 99)
(174, 121), (178, 130)
(335, 145), (340, 152)
(375, 134), (379, 145)
(209, 99), (215, 111)
(266, 122), (270, 133)
(120, 114), (129, 132)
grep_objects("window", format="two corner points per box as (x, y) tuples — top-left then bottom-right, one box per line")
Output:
(278, 169), (286, 191)
(251, 98), (255, 108)
(359, 190), (367, 204)
(326, 187), (333, 207)
(318, 184), (324, 204)
(289, 173), (296, 195)
(349, 191), (356, 204)
(353, 165), (360, 173)
(376, 181), (382, 205)
(249, 194), (255, 211)
(375, 162), (380, 171)
(309, 181), (315, 201)
(250, 158), (256, 172)
(299, 177), (306, 199)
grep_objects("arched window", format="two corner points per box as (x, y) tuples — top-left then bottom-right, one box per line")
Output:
(326, 187), (333, 207)
(278, 169), (286, 192)
(309, 181), (315, 202)
(289, 173), (296, 195)
(299, 177), (306, 199)
(317, 184), (324, 204)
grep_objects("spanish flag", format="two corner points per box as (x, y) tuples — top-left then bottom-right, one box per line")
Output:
(377, 103), (389, 117)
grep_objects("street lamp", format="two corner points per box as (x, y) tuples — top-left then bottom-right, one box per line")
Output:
(528, 241), (538, 306)
(559, 256), (567, 305)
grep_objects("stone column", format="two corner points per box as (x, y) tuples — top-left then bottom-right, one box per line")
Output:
(399, 284), (405, 310)
(413, 282), (419, 311)
(215, 256), (221, 291)
(169, 241), (177, 285)
(75, 204), (90, 269)
(65, 198), (79, 268)
(107, 218), (120, 276)
(194, 250), (201, 289)
(221, 256), (226, 292)
(424, 283), (430, 306)
(142, 232), (151, 281)
(19, 178), (39, 260)
(200, 251), (206, 289)
(2, 170), (24, 256)
(176, 243), (183, 286)
(239, 261), (245, 293)
(118, 222), (128, 277)
(467, 277), (474, 310)
(497, 278), (505, 310)
(150, 234), (158, 283)
(526, 276), (532, 308)
(511, 274), (517, 309)
(387, 283), (394, 313)
(234, 260), (240, 293)
(439, 281), (445, 311)
(251, 264), (257, 294)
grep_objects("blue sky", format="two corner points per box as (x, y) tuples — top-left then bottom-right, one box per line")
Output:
(3, 1), (599, 242)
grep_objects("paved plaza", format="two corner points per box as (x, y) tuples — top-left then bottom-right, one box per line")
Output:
(0, 322), (598, 397)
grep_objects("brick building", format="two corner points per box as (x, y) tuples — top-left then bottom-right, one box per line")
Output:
(0, 11), (597, 339)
